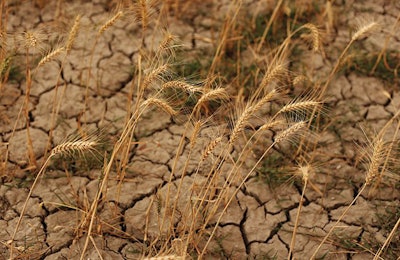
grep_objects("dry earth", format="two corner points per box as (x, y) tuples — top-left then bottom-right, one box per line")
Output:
(0, 0), (399, 259)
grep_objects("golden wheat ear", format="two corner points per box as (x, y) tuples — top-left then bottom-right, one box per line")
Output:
(51, 128), (107, 160)
(351, 18), (379, 42)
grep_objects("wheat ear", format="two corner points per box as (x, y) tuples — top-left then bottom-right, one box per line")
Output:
(201, 137), (222, 161)
(142, 97), (177, 116)
(260, 63), (286, 89)
(66, 15), (81, 52)
(99, 11), (123, 35)
(193, 88), (229, 115)
(37, 47), (65, 67)
(51, 140), (99, 157)
(274, 121), (307, 144)
(352, 20), (378, 42)
(303, 23), (321, 52)
(143, 64), (169, 89)
(278, 100), (321, 115)
(161, 81), (202, 94)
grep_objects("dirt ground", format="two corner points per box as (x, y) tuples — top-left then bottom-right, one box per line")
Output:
(0, 0), (399, 259)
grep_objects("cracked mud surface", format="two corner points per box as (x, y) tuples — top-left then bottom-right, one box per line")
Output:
(1, 0), (399, 259)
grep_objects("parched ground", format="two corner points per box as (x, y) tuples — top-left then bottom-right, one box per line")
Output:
(0, 0), (399, 259)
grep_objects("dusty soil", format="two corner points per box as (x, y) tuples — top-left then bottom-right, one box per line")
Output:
(0, 0), (399, 259)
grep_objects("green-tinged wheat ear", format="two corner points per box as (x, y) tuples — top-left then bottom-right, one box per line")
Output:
(158, 31), (178, 56)
(37, 47), (65, 67)
(274, 121), (307, 144)
(292, 75), (309, 87)
(142, 97), (177, 116)
(99, 11), (123, 35)
(66, 15), (81, 52)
